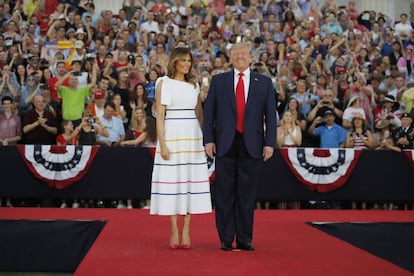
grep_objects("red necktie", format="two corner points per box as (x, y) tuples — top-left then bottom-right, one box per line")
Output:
(236, 72), (245, 133)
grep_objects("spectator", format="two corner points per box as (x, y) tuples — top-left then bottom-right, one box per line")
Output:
(129, 82), (151, 117)
(0, 95), (21, 145)
(396, 45), (414, 82)
(22, 95), (57, 144)
(401, 86), (414, 114)
(392, 112), (414, 150)
(0, 66), (19, 114)
(345, 113), (375, 210)
(86, 89), (106, 118)
(55, 66), (97, 127)
(56, 119), (79, 146)
(394, 13), (412, 42)
(285, 96), (306, 131)
(96, 101), (125, 147)
(290, 78), (319, 118)
(346, 114), (375, 149)
(110, 93), (127, 124)
(373, 94), (402, 131)
(308, 109), (347, 148)
(307, 88), (343, 127)
(19, 74), (41, 116)
(48, 61), (68, 102)
(342, 94), (366, 130)
(277, 110), (302, 148)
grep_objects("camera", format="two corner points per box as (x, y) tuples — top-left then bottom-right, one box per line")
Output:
(127, 54), (136, 65)
(322, 101), (330, 105)
(73, 71), (82, 76)
(87, 117), (95, 124)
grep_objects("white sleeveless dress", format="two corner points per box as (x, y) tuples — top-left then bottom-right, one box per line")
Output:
(150, 76), (212, 215)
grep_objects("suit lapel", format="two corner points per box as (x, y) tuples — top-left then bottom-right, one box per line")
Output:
(226, 71), (236, 111)
(245, 72), (257, 112)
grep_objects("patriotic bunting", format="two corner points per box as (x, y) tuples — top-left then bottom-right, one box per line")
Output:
(17, 145), (99, 190)
(280, 148), (362, 192)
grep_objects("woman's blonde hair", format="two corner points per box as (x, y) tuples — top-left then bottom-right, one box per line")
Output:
(281, 110), (297, 128)
(129, 106), (146, 130)
(167, 47), (197, 88)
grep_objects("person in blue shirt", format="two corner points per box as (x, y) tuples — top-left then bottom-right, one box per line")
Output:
(308, 108), (347, 148)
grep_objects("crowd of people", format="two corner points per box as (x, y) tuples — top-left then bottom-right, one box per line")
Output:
(0, 0), (413, 210)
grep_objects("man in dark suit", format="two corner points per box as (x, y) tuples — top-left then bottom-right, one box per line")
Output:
(203, 43), (277, 251)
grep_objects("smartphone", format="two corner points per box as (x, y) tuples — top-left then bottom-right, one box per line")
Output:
(236, 36), (242, 43)
(202, 77), (209, 86)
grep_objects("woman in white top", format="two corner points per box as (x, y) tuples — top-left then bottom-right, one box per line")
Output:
(277, 110), (302, 147)
(342, 94), (366, 130)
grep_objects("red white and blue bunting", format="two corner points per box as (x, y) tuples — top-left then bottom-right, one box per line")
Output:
(280, 148), (362, 192)
(17, 145), (99, 190)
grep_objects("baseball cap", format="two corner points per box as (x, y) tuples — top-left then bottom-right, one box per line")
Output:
(94, 90), (105, 100)
(74, 40), (84, 49)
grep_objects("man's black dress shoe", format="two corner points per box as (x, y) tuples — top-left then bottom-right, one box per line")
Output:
(236, 243), (255, 251)
(220, 242), (233, 251)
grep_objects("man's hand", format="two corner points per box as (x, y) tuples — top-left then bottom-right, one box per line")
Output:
(205, 143), (216, 159)
(262, 146), (274, 161)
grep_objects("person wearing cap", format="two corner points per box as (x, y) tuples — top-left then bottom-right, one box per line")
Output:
(66, 28), (76, 39)
(342, 94), (366, 129)
(373, 94), (402, 130)
(345, 113), (375, 149)
(308, 108), (347, 148)
(392, 112), (414, 150)
(86, 90), (106, 119)
(73, 40), (85, 61)
(345, 112), (375, 210)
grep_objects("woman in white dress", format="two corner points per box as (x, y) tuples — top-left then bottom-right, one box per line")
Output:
(150, 47), (212, 249)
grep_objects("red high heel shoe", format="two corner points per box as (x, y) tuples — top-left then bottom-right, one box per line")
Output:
(170, 244), (180, 249)
(181, 244), (191, 250)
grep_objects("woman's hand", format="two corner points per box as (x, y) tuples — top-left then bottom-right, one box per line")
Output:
(160, 145), (170, 160)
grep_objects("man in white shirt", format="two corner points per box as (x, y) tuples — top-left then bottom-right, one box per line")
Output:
(96, 102), (125, 146)
(394, 13), (412, 41)
(140, 11), (159, 34)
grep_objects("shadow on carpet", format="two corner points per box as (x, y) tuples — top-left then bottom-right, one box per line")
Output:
(307, 222), (414, 273)
(0, 220), (106, 272)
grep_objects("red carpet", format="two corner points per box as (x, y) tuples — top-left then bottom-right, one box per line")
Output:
(1, 208), (413, 276)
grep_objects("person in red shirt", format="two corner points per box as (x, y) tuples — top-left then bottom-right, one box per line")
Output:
(48, 61), (69, 102)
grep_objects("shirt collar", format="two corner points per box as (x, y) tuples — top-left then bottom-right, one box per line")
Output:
(235, 68), (250, 79)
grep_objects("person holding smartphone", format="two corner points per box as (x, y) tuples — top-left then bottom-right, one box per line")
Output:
(55, 65), (98, 128)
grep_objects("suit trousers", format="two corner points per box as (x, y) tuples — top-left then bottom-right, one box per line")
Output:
(213, 132), (261, 244)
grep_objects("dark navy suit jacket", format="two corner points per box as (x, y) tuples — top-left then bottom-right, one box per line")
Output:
(203, 70), (277, 159)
